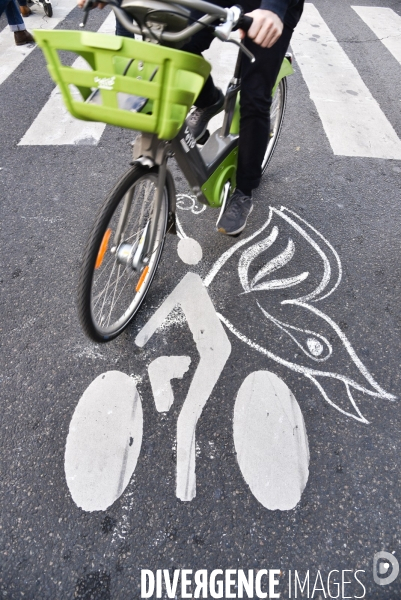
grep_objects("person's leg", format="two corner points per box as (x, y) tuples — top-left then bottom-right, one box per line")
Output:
(0, 0), (9, 16)
(182, 24), (219, 108)
(217, 25), (293, 235)
(115, 15), (136, 38)
(113, 0), (138, 38)
(5, 0), (26, 28)
(182, 23), (226, 138)
(236, 24), (293, 195)
(2, 0), (34, 44)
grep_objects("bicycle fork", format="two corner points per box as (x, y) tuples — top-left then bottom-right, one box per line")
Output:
(113, 141), (173, 273)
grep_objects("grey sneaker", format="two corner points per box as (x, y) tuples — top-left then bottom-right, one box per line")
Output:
(216, 190), (253, 236)
(187, 88), (225, 140)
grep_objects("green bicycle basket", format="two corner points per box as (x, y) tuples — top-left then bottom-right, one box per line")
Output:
(33, 30), (211, 140)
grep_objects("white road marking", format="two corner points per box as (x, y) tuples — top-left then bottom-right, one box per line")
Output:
(136, 272), (231, 502)
(148, 356), (191, 412)
(19, 11), (115, 146)
(177, 237), (203, 265)
(233, 371), (309, 511)
(291, 3), (401, 159)
(352, 6), (401, 65)
(65, 371), (143, 512)
(0, 0), (77, 86)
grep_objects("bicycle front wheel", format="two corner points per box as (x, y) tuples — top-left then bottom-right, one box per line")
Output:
(43, 0), (52, 17)
(261, 77), (287, 174)
(77, 165), (168, 343)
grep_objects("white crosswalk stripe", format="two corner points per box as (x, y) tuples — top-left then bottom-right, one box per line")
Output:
(352, 6), (401, 65)
(291, 3), (401, 160)
(3, 2), (401, 155)
(0, 0), (77, 86)
(19, 11), (115, 146)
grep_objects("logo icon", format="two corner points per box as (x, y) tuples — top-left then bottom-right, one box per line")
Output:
(94, 76), (116, 91)
(373, 551), (399, 586)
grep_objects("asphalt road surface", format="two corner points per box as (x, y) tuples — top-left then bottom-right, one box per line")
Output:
(1, 0), (401, 598)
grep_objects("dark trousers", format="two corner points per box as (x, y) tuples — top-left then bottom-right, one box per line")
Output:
(0, 0), (25, 28)
(183, 15), (293, 194)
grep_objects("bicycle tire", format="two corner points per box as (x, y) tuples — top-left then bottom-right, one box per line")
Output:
(261, 77), (287, 174)
(77, 165), (169, 343)
(43, 0), (52, 16)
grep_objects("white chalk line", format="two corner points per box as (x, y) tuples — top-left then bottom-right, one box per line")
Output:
(217, 313), (395, 423)
(280, 207), (342, 302)
(257, 301), (333, 363)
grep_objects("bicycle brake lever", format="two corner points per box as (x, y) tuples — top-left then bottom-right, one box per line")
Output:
(226, 37), (255, 62)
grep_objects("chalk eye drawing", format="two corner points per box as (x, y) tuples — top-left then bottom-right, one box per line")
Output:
(203, 205), (396, 424)
(64, 203), (394, 514)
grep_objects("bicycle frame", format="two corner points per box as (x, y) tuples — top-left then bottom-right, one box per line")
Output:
(130, 51), (293, 267)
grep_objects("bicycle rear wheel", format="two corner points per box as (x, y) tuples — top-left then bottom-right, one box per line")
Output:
(77, 165), (168, 343)
(261, 77), (287, 174)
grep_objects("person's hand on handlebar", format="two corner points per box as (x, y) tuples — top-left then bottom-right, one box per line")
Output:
(77, 0), (105, 9)
(239, 9), (283, 48)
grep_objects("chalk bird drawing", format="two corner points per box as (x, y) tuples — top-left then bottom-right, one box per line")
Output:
(200, 206), (395, 424)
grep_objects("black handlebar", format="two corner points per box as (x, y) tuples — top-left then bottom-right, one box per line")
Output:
(80, 0), (254, 53)
(235, 14), (253, 32)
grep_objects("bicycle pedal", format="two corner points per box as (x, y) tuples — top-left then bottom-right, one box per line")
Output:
(196, 129), (210, 145)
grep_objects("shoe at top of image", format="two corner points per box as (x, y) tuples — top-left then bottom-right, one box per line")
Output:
(19, 5), (32, 16)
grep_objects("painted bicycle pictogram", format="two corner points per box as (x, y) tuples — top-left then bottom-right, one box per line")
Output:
(65, 203), (394, 513)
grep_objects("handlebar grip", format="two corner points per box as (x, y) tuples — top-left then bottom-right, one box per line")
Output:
(235, 15), (253, 32)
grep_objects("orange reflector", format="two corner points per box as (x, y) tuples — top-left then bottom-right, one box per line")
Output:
(95, 229), (112, 270)
(136, 266), (149, 292)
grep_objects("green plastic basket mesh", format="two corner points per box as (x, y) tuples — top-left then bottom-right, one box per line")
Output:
(33, 29), (211, 140)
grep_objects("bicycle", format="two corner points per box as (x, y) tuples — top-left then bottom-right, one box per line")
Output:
(29, 0), (53, 17)
(33, 0), (293, 343)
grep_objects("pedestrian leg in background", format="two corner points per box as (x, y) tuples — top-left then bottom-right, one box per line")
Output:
(0, 0), (34, 45)
(18, 0), (31, 18)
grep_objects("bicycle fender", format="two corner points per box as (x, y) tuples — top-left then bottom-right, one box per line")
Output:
(166, 168), (177, 235)
(229, 56), (293, 135)
(272, 56), (294, 94)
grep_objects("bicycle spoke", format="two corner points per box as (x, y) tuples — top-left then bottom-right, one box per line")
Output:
(93, 269), (123, 311)
(106, 263), (123, 326)
(105, 266), (137, 318)
(95, 260), (118, 321)
(93, 262), (128, 313)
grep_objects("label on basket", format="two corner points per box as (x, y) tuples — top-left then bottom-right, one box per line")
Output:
(94, 76), (116, 91)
